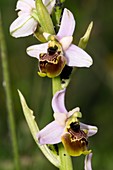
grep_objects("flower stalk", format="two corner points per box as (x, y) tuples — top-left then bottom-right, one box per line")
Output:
(0, 14), (20, 170)
(52, 76), (62, 95)
(59, 143), (73, 170)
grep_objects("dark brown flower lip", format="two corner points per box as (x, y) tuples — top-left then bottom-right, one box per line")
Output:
(61, 131), (90, 156)
(68, 127), (88, 141)
(38, 52), (67, 78)
(39, 53), (61, 64)
(66, 121), (88, 143)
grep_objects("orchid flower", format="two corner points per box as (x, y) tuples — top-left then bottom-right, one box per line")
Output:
(10, 0), (55, 38)
(27, 8), (93, 78)
(37, 89), (98, 157)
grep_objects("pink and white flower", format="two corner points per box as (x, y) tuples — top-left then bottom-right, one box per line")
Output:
(10, 0), (55, 38)
(37, 88), (98, 157)
(27, 8), (93, 76)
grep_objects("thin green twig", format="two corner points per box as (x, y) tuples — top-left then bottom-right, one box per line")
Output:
(0, 13), (20, 170)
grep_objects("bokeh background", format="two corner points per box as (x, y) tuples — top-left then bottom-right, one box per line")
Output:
(0, 0), (113, 170)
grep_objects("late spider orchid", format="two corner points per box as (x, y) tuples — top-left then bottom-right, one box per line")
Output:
(10, 0), (55, 38)
(27, 8), (93, 78)
(37, 89), (98, 157)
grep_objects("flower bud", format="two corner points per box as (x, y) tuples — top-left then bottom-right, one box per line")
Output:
(78, 21), (93, 49)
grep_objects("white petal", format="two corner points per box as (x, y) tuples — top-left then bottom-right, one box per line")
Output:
(54, 112), (67, 126)
(26, 43), (48, 59)
(80, 123), (98, 137)
(65, 44), (93, 67)
(10, 14), (37, 38)
(43, 0), (56, 14)
(59, 36), (73, 51)
(16, 0), (35, 13)
(52, 89), (67, 113)
(57, 8), (75, 40)
(84, 153), (93, 170)
(37, 121), (64, 144)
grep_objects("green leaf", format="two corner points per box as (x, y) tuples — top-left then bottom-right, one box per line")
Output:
(18, 90), (39, 141)
(18, 90), (60, 168)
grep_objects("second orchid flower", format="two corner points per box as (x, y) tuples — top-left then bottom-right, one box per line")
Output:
(37, 89), (98, 157)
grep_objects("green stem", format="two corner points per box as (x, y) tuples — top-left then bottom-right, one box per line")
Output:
(52, 76), (62, 95)
(0, 14), (20, 170)
(59, 143), (73, 170)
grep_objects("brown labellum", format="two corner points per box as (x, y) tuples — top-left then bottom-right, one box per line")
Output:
(38, 46), (66, 78)
(61, 122), (91, 156)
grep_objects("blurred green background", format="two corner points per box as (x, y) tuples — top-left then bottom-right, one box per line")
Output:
(0, 0), (113, 169)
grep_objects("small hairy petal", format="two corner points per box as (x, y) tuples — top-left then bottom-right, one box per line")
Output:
(84, 153), (93, 170)
(67, 107), (80, 118)
(10, 14), (37, 38)
(54, 112), (67, 126)
(16, 0), (35, 13)
(59, 36), (73, 51)
(37, 121), (64, 144)
(27, 43), (48, 59)
(80, 123), (98, 137)
(52, 89), (67, 113)
(43, 0), (56, 14)
(57, 8), (75, 40)
(65, 44), (93, 67)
